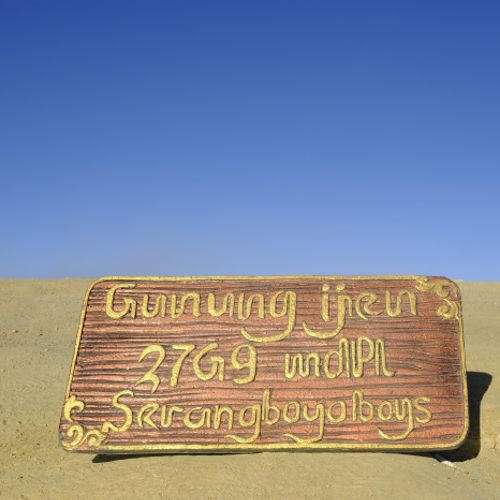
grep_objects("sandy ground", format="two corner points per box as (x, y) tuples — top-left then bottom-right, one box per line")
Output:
(0, 280), (498, 499)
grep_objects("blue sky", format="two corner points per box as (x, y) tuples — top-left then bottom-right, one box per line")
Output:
(1, 1), (499, 279)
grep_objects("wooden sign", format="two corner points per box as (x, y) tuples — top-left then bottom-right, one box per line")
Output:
(59, 276), (468, 453)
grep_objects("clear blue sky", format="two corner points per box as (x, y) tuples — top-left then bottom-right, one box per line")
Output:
(1, 1), (499, 279)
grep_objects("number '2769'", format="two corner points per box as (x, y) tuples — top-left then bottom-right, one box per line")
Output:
(135, 343), (257, 393)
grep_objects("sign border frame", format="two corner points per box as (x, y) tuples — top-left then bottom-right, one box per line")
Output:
(62, 275), (469, 453)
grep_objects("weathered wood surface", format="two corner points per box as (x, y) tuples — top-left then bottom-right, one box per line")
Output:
(59, 276), (468, 453)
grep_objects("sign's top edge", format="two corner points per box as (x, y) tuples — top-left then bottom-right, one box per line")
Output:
(90, 275), (457, 282)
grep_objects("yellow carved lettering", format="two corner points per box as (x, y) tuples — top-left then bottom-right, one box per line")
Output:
(101, 390), (133, 433)
(226, 404), (262, 444)
(193, 343), (224, 381)
(135, 344), (166, 393)
(241, 290), (296, 343)
(285, 352), (321, 379)
(231, 344), (257, 384)
(137, 403), (160, 429)
(184, 407), (211, 429)
(385, 290), (417, 317)
(170, 292), (201, 318)
(160, 405), (184, 428)
(207, 292), (235, 317)
(302, 283), (352, 339)
(170, 344), (196, 387)
(105, 284), (137, 319)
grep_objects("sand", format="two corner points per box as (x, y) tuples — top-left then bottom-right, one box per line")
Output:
(0, 279), (498, 499)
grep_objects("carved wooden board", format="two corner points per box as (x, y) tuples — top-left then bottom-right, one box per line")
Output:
(59, 276), (468, 453)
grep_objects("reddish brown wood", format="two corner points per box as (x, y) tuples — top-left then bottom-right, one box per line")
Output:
(59, 276), (468, 453)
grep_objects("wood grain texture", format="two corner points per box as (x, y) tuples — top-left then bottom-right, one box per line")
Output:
(59, 276), (468, 453)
